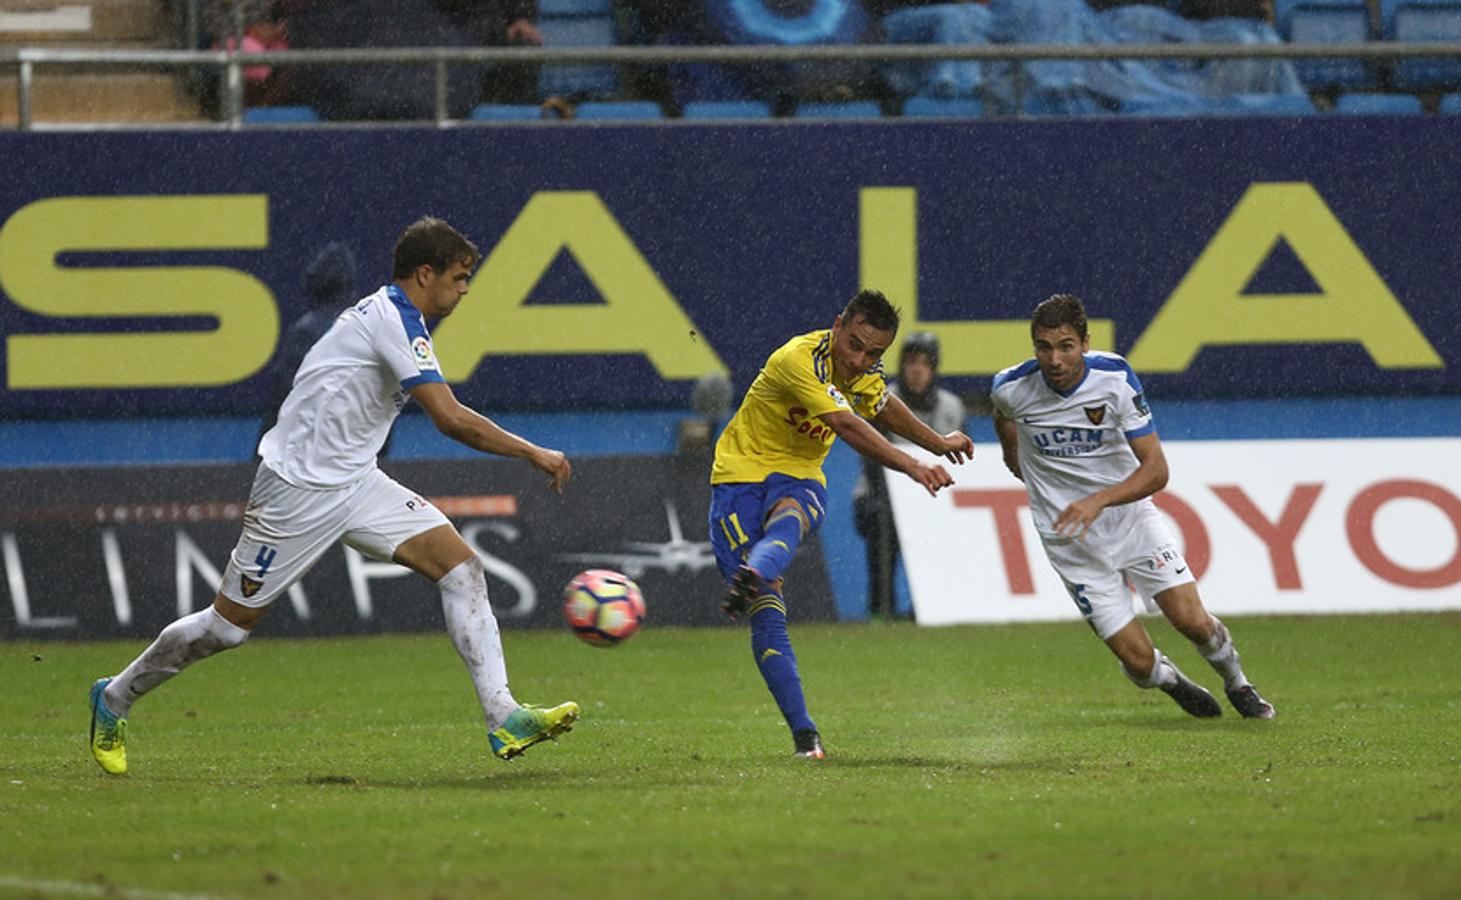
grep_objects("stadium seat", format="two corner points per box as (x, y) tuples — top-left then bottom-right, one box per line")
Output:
(573, 100), (665, 120)
(1379, 0), (1404, 34)
(1333, 92), (1425, 114)
(1440, 91), (1461, 111)
(792, 101), (883, 119)
(1390, 1), (1461, 91)
(680, 100), (774, 119)
(901, 96), (985, 118)
(469, 103), (545, 121)
(1194, 93), (1318, 116)
(539, 0), (612, 14)
(1279, 1), (1377, 91)
(538, 14), (619, 98)
(1120, 94), (1218, 117)
(1221, 93), (1318, 115)
(242, 105), (321, 124)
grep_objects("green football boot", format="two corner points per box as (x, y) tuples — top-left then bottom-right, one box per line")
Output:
(88, 678), (128, 775)
(489, 701), (580, 760)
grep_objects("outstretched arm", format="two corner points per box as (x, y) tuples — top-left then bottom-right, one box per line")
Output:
(409, 381), (571, 493)
(1052, 431), (1169, 539)
(993, 410), (1022, 482)
(875, 393), (974, 465)
(821, 409), (953, 497)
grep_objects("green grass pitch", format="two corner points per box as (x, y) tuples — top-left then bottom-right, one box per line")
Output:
(3, 613), (1458, 899)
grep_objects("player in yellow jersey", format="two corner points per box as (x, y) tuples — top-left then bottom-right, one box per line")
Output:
(709, 289), (975, 758)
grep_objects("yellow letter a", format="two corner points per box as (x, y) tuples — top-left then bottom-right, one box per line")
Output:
(1129, 183), (1442, 372)
(433, 192), (728, 382)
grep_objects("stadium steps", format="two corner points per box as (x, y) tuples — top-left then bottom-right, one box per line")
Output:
(0, 0), (201, 125)
(0, 0), (167, 45)
(0, 71), (196, 124)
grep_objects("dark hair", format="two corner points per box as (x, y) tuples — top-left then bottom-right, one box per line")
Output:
(842, 288), (900, 333)
(901, 330), (939, 369)
(1031, 293), (1088, 340)
(391, 217), (480, 280)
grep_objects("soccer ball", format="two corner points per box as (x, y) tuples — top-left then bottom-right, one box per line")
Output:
(563, 569), (646, 647)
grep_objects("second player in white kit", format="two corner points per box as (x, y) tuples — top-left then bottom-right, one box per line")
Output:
(992, 294), (1275, 719)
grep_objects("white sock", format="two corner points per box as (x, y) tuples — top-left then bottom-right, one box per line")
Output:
(438, 557), (517, 730)
(1198, 617), (1249, 690)
(105, 607), (250, 717)
(1123, 648), (1179, 690)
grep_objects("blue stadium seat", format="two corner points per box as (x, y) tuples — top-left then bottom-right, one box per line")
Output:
(1379, 0), (1403, 34)
(680, 100), (774, 119)
(1390, 1), (1461, 91)
(1208, 93), (1318, 116)
(901, 96), (985, 118)
(1120, 94), (1218, 117)
(1124, 93), (1314, 117)
(539, 0), (612, 15)
(242, 105), (320, 124)
(792, 101), (883, 119)
(573, 101), (664, 120)
(1280, 1), (1377, 91)
(538, 14), (618, 98)
(1333, 92), (1425, 114)
(1275, 0), (1368, 35)
(469, 104), (545, 121)
(1440, 92), (1461, 111)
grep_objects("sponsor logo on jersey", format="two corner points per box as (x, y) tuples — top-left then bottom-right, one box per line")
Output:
(1084, 405), (1106, 426)
(1032, 428), (1105, 455)
(825, 384), (848, 407)
(411, 336), (439, 371)
(784, 406), (835, 444)
(1133, 391), (1150, 417)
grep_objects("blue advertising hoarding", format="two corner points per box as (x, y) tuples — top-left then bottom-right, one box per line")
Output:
(0, 116), (1456, 419)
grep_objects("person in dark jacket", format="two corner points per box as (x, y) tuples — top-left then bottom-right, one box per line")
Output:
(258, 241), (360, 445)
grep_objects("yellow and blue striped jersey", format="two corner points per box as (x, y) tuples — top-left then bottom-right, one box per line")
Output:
(711, 329), (889, 486)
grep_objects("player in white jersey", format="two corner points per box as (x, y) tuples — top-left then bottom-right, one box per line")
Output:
(991, 294), (1275, 720)
(88, 218), (580, 775)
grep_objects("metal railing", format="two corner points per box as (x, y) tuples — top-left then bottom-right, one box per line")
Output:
(5, 40), (1461, 129)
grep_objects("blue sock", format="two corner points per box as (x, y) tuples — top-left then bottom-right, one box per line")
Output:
(749, 591), (815, 734)
(745, 506), (804, 583)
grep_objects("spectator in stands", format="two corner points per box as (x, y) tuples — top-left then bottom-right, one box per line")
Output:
(852, 331), (965, 619)
(258, 241), (360, 448)
(438, 0), (544, 105)
(219, 1), (292, 107)
(289, 0), (488, 120)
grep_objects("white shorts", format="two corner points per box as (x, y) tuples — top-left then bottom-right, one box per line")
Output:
(1038, 501), (1195, 640)
(219, 464), (451, 608)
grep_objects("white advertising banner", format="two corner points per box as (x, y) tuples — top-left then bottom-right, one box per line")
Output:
(888, 438), (1461, 626)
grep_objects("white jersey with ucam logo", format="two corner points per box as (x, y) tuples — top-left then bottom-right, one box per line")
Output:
(258, 284), (446, 488)
(990, 350), (1156, 540)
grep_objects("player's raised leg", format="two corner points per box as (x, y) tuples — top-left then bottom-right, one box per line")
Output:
(1106, 619), (1221, 718)
(1155, 584), (1275, 719)
(393, 523), (579, 760)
